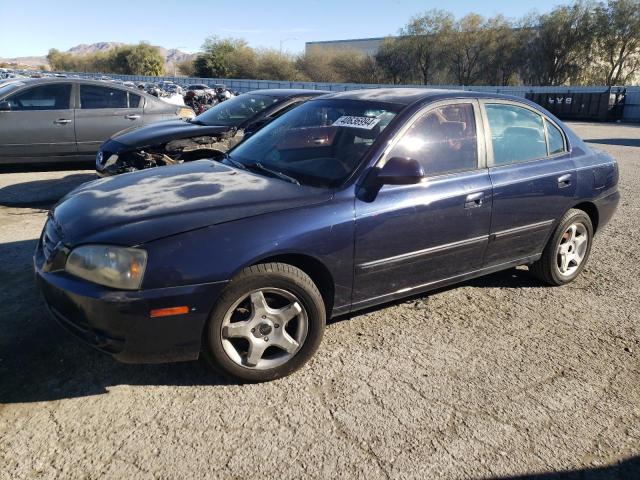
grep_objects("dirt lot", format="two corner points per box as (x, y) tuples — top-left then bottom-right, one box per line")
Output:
(0, 123), (638, 480)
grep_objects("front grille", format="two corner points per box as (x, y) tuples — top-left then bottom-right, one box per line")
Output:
(42, 219), (61, 260)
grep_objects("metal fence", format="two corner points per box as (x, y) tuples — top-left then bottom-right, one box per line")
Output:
(58, 71), (640, 121)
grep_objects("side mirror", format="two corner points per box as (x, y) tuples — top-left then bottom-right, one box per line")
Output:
(377, 157), (424, 185)
(0, 101), (11, 112)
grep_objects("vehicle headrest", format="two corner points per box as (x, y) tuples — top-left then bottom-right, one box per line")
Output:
(503, 126), (544, 140)
(440, 121), (465, 138)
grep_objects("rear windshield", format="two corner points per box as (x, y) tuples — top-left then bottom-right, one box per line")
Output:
(195, 93), (279, 127)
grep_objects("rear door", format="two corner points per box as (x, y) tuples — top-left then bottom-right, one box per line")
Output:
(0, 83), (75, 160)
(480, 100), (576, 267)
(75, 83), (144, 153)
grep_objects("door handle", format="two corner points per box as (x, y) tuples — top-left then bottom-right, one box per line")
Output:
(464, 192), (484, 209)
(53, 118), (72, 125)
(557, 174), (572, 188)
(125, 114), (141, 120)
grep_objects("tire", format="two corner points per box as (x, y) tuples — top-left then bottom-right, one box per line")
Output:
(530, 208), (594, 286)
(202, 262), (326, 382)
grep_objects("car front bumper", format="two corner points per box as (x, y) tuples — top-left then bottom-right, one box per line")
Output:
(34, 250), (228, 364)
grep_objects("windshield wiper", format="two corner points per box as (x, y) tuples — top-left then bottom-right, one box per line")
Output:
(224, 155), (248, 171)
(248, 162), (300, 185)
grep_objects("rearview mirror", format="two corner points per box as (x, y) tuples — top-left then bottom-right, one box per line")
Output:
(377, 157), (424, 185)
(244, 118), (270, 135)
(0, 101), (11, 112)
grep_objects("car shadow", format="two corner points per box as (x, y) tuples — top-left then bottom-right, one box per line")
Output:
(0, 238), (235, 404)
(483, 455), (640, 479)
(584, 137), (640, 147)
(0, 162), (94, 174)
(0, 172), (96, 208)
(330, 267), (544, 325)
(1, 235), (548, 404)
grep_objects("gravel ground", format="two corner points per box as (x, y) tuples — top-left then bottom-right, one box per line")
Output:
(0, 122), (638, 480)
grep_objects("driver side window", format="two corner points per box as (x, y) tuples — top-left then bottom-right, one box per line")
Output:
(388, 103), (478, 177)
(7, 84), (71, 111)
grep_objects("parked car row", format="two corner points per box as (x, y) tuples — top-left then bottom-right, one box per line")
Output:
(32, 87), (620, 382)
(96, 88), (326, 175)
(0, 78), (195, 164)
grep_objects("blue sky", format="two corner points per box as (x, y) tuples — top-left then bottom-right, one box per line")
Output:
(0, 0), (566, 57)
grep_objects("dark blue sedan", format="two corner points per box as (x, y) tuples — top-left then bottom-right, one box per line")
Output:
(35, 88), (619, 382)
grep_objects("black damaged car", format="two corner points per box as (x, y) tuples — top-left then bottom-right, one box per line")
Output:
(95, 89), (327, 176)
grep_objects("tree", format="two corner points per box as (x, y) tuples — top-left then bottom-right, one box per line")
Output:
(592, 0), (640, 85)
(375, 38), (414, 84)
(400, 9), (454, 84)
(523, 2), (595, 85)
(296, 49), (342, 82)
(124, 43), (164, 76)
(176, 58), (196, 76)
(448, 14), (492, 85)
(480, 15), (523, 86)
(255, 49), (299, 80)
(194, 37), (246, 78)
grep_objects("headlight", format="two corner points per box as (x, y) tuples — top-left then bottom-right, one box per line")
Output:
(178, 107), (195, 119)
(65, 245), (147, 290)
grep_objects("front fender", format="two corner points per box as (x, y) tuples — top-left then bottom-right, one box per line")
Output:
(141, 196), (355, 312)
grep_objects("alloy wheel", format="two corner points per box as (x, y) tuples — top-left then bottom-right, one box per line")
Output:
(220, 288), (308, 370)
(556, 222), (589, 277)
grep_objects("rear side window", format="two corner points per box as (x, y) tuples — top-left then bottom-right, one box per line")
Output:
(128, 93), (141, 108)
(388, 103), (478, 177)
(546, 120), (566, 155)
(80, 85), (128, 109)
(6, 84), (71, 110)
(485, 104), (547, 165)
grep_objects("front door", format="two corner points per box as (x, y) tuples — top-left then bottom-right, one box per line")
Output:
(0, 83), (75, 161)
(480, 101), (576, 266)
(353, 100), (492, 308)
(75, 84), (144, 153)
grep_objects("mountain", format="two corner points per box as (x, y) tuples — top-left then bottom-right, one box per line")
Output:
(66, 42), (126, 55)
(0, 42), (194, 71)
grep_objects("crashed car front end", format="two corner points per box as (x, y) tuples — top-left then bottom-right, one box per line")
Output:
(96, 129), (245, 176)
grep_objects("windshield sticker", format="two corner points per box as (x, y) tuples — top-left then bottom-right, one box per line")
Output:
(332, 116), (381, 130)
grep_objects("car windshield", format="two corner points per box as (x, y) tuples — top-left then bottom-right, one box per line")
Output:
(226, 99), (400, 188)
(194, 93), (279, 127)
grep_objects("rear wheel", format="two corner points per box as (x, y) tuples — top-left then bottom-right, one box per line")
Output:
(530, 209), (593, 285)
(202, 263), (326, 382)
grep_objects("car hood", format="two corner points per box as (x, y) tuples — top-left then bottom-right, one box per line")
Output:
(52, 160), (331, 246)
(110, 119), (233, 149)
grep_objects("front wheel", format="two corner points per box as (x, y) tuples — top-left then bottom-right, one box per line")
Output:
(529, 209), (594, 286)
(202, 263), (326, 382)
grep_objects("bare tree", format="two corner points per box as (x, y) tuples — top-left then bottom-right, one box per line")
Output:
(400, 9), (454, 84)
(375, 38), (414, 84)
(593, 0), (640, 85)
(449, 14), (492, 85)
(523, 2), (595, 85)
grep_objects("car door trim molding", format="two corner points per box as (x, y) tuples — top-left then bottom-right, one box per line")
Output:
(352, 252), (543, 311)
(357, 234), (489, 272)
(489, 219), (555, 241)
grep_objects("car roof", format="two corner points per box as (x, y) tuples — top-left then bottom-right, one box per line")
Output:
(319, 88), (522, 106)
(245, 88), (329, 99)
(1, 77), (158, 97)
